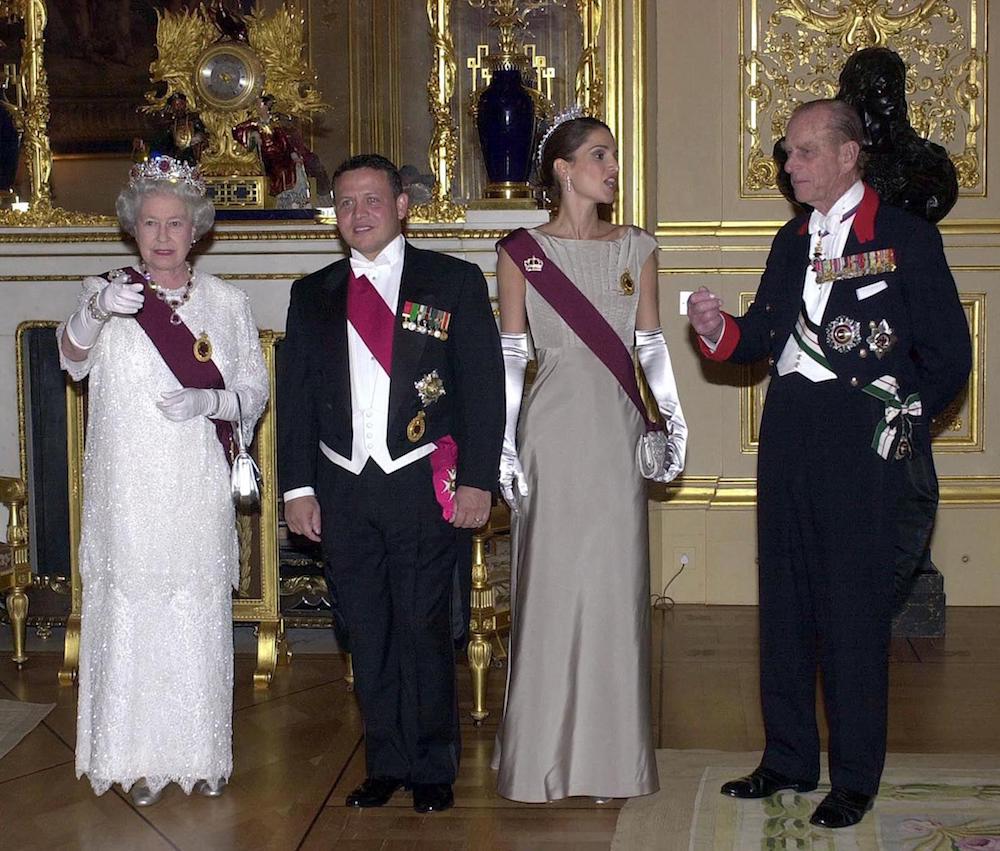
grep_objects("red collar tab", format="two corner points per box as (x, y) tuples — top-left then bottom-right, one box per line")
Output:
(852, 184), (879, 243)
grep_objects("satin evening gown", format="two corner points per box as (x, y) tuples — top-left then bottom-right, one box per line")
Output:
(493, 227), (660, 802)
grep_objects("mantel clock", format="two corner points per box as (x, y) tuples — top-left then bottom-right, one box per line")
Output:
(145, 5), (324, 208)
(194, 42), (265, 113)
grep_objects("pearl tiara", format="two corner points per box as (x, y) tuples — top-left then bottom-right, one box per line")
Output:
(535, 105), (584, 165)
(128, 156), (207, 196)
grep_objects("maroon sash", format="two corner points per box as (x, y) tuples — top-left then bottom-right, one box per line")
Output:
(498, 229), (661, 432)
(105, 267), (235, 463)
(347, 271), (394, 373)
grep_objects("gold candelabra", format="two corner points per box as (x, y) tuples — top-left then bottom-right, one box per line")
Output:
(467, 0), (565, 71)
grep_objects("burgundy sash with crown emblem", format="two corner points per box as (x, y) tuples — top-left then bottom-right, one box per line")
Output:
(104, 267), (235, 464)
(498, 228), (661, 433)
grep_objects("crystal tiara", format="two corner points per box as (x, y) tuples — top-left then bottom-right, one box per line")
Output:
(128, 156), (207, 196)
(535, 105), (584, 165)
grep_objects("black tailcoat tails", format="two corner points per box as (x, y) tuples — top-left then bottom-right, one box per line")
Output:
(700, 186), (970, 796)
(278, 242), (504, 784)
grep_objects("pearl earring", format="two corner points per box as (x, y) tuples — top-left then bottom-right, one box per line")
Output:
(564, 175), (574, 194)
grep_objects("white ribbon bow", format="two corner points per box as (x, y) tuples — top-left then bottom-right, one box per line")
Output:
(873, 393), (922, 459)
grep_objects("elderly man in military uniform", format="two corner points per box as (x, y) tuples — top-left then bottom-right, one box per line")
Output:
(688, 99), (970, 828)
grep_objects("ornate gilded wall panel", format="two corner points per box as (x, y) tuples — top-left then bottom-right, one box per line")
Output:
(740, 0), (986, 198)
(739, 291), (986, 453)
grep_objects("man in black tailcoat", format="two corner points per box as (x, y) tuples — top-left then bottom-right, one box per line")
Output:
(278, 154), (504, 814)
(688, 99), (970, 828)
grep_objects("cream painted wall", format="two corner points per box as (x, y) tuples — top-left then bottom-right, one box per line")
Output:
(647, 0), (1000, 605)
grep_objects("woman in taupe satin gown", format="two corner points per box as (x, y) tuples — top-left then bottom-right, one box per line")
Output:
(492, 116), (687, 803)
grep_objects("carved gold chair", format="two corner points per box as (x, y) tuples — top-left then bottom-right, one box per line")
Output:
(0, 476), (31, 668)
(467, 502), (511, 725)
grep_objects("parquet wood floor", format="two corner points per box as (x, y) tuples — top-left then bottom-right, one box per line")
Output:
(1, 605), (997, 850)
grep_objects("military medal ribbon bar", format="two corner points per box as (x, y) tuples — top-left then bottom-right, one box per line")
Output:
(813, 248), (896, 285)
(401, 301), (451, 340)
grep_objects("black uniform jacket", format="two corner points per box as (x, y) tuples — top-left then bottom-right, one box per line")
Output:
(701, 185), (971, 438)
(278, 241), (504, 497)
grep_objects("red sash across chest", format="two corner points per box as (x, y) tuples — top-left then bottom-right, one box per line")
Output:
(106, 267), (235, 464)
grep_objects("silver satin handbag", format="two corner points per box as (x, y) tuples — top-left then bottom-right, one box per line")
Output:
(230, 394), (262, 511)
(635, 426), (673, 482)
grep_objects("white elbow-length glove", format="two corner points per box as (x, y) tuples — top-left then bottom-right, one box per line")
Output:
(636, 328), (688, 482)
(499, 332), (530, 508)
(157, 388), (242, 423)
(64, 278), (145, 351)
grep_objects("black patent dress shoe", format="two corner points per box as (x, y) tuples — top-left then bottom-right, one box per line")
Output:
(809, 788), (874, 828)
(345, 776), (406, 808)
(412, 782), (454, 813)
(720, 767), (818, 799)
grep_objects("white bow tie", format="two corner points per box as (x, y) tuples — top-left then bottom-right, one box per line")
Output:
(810, 199), (862, 237)
(350, 256), (391, 277)
(809, 210), (835, 237)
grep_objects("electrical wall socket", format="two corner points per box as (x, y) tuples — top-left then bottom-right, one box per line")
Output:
(673, 546), (697, 571)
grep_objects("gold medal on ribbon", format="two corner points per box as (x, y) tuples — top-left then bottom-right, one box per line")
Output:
(194, 331), (213, 363)
(619, 270), (634, 296)
(406, 410), (426, 443)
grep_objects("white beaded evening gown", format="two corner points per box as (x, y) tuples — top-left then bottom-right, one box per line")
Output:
(59, 270), (268, 796)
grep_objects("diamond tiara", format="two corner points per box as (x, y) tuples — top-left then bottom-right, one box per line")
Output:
(128, 156), (207, 196)
(535, 105), (584, 165)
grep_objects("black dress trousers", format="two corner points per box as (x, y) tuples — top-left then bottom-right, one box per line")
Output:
(756, 372), (906, 797)
(319, 456), (461, 785)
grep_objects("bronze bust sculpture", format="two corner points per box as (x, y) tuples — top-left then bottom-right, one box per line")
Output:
(775, 47), (959, 223)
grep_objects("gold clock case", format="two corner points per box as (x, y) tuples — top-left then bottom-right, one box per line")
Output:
(194, 42), (265, 113)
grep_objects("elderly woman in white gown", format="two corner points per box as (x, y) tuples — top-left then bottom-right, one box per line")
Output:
(58, 156), (269, 806)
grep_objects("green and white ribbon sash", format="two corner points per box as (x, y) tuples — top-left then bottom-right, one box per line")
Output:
(789, 304), (833, 370)
(862, 374), (922, 459)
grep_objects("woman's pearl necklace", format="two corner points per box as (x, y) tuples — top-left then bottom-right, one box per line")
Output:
(140, 262), (193, 326)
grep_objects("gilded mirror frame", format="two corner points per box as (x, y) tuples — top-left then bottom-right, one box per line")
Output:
(0, 0), (643, 228)
(411, 0), (615, 223)
(0, 0), (104, 226)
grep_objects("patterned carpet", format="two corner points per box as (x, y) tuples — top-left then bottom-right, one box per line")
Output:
(613, 750), (1000, 850)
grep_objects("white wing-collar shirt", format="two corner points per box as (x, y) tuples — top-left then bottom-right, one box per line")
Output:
(283, 234), (435, 505)
(774, 179), (864, 381)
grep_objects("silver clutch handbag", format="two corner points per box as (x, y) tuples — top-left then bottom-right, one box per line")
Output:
(231, 394), (262, 511)
(636, 428), (672, 482)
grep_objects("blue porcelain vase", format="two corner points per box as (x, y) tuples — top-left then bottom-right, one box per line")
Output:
(476, 64), (536, 197)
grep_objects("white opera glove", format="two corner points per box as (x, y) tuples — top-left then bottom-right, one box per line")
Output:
(157, 388), (218, 422)
(636, 328), (688, 482)
(64, 279), (145, 351)
(499, 332), (530, 508)
(207, 389), (241, 423)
